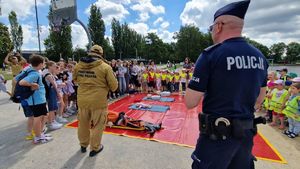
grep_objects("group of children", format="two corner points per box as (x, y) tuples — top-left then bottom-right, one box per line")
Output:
(140, 68), (194, 94)
(264, 70), (300, 139)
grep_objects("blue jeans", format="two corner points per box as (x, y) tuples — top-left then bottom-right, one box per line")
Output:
(118, 77), (126, 95)
(192, 130), (255, 169)
(288, 118), (300, 134)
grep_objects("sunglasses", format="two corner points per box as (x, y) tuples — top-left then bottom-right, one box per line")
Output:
(208, 22), (225, 32)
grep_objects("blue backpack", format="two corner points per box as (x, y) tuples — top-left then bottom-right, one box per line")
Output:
(11, 70), (39, 103)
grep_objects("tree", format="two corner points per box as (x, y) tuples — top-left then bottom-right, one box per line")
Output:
(73, 47), (87, 61)
(88, 4), (105, 47)
(111, 18), (122, 59)
(8, 11), (23, 52)
(269, 42), (286, 63)
(174, 25), (213, 62)
(44, 25), (73, 61)
(0, 23), (13, 64)
(285, 42), (300, 64)
(246, 38), (270, 58)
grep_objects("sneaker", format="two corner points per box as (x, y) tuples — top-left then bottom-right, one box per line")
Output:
(48, 122), (63, 130)
(288, 133), (299, 138)
(63, 113), (70, 118)
(283, 130), (291, 135)
(33, 136), (52, 144)
(56, 116), (68, 123)
(42, 126), (48, 134)
(25, 133), (34, 140)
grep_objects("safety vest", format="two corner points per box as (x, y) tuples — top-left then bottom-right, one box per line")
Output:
(161, 74), (167, 80)
(167, 74), (174, 81)
(269, 89), (289, 113)
(189, 72), (193, 79)
(149, 72), (155, 78)
(142, 73), (148, 80)
(155, 73), (161, 79)
(282, 95), (300, 121)
(174, 75), (180, 81)
(181, 73), (187, 79)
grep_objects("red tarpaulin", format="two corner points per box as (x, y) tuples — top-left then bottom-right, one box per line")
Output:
(66, 94), (286, 164)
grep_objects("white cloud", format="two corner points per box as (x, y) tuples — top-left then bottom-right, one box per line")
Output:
(0, 0), (49, 18)
(20, 24), (49, 50)
(138, 13), (150, 22)
(158, 30), (176, 43)
(85, 0), (130, 25)
(131, 0), (165, 22)
(153, 17), (164, 26)
(160, 21), (170, 29)
(128, 22), (149, 35)
(71, 24), (89, 49)
(180, 0), (300, 46)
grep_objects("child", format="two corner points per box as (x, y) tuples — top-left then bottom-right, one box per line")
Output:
(155, 69), (162, 91)
(282, 83), (300, 138)
(265, 81), (276, 122)
(180, 69), (188, 93)
(161, 70), (167, 91)
(0, 74), (11, 96)
(141, 70), (148, 93)
(167, 71), (174, 92)
(188, 68), (194, 83)
(269, 80), (289, 129)
(148, 68), (155, 93)
(174, 71), (180, 92)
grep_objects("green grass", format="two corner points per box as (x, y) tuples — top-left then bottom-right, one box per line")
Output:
(0, 70), (13, 80)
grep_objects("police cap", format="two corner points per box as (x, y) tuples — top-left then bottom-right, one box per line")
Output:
(214, 0), (250, 21)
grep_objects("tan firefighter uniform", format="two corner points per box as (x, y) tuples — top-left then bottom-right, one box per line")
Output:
(73, 45), (118, 151)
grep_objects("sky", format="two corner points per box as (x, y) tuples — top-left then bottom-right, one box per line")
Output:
(0, 0), (299, 50)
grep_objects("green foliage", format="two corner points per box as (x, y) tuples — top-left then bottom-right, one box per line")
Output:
(246, 38), (270, 58)
(0, 23), (13, 64)
(73, 47), (87, 61)
(269, 42), (286, 63)
(174, 25), (213, 62)
(8, 11), (23, 52)
(44, 25), (73, 61)
(285, 42), (300, 64)
(88, 4), (105, 47)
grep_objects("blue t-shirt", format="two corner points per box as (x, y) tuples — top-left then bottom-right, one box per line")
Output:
(15, 67), (46, 106)
(188, 37), (268, 119)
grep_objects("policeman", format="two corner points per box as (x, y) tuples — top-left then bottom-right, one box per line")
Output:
(185, 1), (268, 169)
(73, 45), (118, 157)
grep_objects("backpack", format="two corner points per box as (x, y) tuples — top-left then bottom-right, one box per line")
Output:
(42, 73), (52, 99)
(11, 70), (38, 103)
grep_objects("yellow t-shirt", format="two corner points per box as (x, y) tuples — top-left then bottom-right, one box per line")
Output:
(161, 74), (167, 80)
(155, 73), (161, 79)
(167, 74), (174, 81)
(9, 63), (23, 76)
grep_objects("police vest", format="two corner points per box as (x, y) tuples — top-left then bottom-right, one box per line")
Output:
(189, 73), (193, 79)
(269, 89), (289, 113)
(282, 96), (300, 121)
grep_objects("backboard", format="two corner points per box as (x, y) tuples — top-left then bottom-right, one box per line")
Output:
(49, 0), (77, 30)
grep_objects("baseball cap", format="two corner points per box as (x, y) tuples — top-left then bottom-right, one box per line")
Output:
(274, 79), (284, 85)
(267, 82), (275, 88)
(292, 77), (300, 83)
(276, 68), (288, 73)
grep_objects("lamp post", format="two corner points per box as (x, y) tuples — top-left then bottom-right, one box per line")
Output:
(35, 0), (41, 54)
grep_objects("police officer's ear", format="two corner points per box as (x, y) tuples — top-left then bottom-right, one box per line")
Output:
(215, 22), (224, 34)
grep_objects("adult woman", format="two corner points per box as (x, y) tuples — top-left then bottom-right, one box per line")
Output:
(148, 60), (157, 71)
(130, 59), (141, 90)
(123, 61), (131, 93)
(111, 59), (119, 98)
(183, 57), (192, 70)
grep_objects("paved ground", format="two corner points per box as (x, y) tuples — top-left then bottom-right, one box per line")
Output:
(0, 81), (299, 169)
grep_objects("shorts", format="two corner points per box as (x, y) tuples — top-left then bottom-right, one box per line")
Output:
(22, 105), (34, 118)
(272, 111), (285, 118)
(29, 103), (48, 117)
(47, 88), (58, 111)
(148, 81), (155, 88)
(0, 83), (7, 92)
